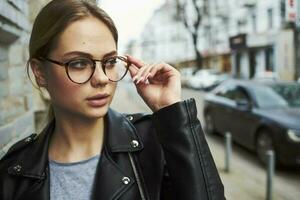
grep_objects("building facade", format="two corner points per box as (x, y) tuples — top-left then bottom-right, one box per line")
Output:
(0, 0), (51, 157)
(225, 0), (295, 80)
(137, 0), (297, 80)
(137, 1), (195, 66)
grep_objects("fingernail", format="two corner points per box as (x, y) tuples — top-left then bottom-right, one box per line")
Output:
(145, 73), (151, 79)
(136, 76), (144, 84)
(133, 76), (137, 82)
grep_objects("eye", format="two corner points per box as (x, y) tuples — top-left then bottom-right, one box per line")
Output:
(68, 59), (92, 69)
(104, 58), (117, 68)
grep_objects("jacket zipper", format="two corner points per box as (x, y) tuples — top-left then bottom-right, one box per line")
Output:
(128, 153), (147, 200)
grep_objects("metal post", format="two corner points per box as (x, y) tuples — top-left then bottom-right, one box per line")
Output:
(266, 150), (275, 200)
(225, 132), (232, 172)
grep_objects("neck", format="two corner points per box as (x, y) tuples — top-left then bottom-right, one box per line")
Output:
(49, 110), (105, 163)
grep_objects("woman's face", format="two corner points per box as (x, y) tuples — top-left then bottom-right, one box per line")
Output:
(43, 16), (117, 119)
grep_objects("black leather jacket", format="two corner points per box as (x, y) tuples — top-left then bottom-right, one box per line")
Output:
(0, 99), (225, 200)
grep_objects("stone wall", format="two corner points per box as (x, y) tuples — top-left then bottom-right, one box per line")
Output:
(0, 0), (99, 158)
(0, 0), (50, 158)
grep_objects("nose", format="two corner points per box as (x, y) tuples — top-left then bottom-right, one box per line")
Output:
(90, 61), (109, 87)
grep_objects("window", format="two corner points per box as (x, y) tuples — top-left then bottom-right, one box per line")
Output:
(252, 86), (288, 108)
(237, 20), (244, 33)
(215, 83), (250, 102)
(266, 47), (274, 71)
(280, 1), (286, 24)
(0, 45), (8, 83)
(215, 84), (236, 100)
(267, 8), (273, 29)
(231, 87), (249, 102)
(252, 14), (257, 32)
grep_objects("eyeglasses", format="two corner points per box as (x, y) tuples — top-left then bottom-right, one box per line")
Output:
(38, 55), (130, 84)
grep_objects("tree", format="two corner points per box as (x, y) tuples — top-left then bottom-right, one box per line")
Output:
(177, 0), (208, 69)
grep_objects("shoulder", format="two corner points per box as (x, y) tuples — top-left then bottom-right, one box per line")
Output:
(0, 133), (38, 163)
(123, 112), (157, 140)
(123, 112), (161, 145)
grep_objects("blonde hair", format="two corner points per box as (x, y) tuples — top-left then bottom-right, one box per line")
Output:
(27, 0), (118, 123)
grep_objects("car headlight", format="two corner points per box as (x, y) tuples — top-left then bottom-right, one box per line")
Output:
(287, 129), (300, 142)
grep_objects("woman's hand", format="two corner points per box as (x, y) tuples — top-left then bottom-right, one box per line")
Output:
(126, 55), (181, 112)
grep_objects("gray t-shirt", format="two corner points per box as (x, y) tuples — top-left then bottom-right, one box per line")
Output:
(49, 154), (100, 200)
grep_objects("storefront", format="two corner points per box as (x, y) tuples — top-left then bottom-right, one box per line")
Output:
(229, 33), (277, 79)
(230, 34), (249, 78)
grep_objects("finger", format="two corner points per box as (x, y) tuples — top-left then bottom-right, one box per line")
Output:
(137, 64), (165, 85)
(140, 63), (156, 83)
(134, 64), (151, 84)
(126, 55), (145, 69)
(148, 62), (172, 79)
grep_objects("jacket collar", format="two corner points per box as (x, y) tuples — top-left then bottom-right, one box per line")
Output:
(105, 108), (143, 152)
(7, 108), (143, 178)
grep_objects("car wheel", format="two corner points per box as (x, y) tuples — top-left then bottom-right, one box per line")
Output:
(204, 111), (215, 134)
(256, 130), (275, 166)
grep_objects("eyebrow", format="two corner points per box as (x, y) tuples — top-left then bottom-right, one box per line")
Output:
(62, 50), (118, 59)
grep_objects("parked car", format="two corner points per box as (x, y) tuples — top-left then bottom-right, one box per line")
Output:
(203, 79), (300, 167)
(186, 69), (217, 89)
(180, 67), (195, 87)
(186, 69), (230, 90)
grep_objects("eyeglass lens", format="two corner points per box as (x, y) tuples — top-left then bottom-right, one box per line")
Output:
(67, 57), (128, 83)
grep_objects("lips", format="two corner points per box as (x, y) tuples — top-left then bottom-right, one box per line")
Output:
(86, 93), (110, 100)
(86, 93), (110, 107)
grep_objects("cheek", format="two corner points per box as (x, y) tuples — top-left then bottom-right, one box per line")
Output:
(45, 66), (118, 115)
(46, 69), (82, 106)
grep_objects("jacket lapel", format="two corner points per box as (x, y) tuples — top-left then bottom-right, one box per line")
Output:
(92, 147), (136, 199)
(92, 108), (143, 199)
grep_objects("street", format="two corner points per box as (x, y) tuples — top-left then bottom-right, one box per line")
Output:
(111, 81), (300, 200)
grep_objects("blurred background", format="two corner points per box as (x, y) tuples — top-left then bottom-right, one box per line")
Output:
(0, 0), (300, 199)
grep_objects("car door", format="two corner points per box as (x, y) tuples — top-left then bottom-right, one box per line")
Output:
(229, 86), (258, 148)
(211, 83), (237, 135)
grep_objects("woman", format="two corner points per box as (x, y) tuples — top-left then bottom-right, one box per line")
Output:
(0, 0), (225, 199)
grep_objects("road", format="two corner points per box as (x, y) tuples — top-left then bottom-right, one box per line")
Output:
(111, 81), (300, 200)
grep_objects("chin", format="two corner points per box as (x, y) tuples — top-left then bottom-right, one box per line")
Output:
(85, 104), (110, 118)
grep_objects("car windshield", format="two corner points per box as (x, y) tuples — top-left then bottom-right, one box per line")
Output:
(270, 83), (300, 107)
(251, 85), (289, 109)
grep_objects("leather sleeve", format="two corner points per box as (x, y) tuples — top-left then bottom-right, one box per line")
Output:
(152, 98), (225, 200)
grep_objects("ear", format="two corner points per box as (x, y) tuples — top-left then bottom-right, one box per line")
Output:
(30, 58), (48, 88)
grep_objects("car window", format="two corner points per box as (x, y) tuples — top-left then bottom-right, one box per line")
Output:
(232, 87), (249, 102)
(252, 85), (289, 109)
(270, 83), (300, 107)
(215, 84), (236, 100)
(215, 83), (249, 103)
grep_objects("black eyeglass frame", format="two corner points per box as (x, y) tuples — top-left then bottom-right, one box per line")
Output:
(38, 55), (130, 84)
